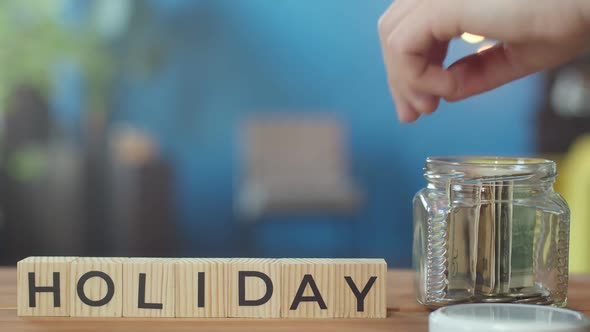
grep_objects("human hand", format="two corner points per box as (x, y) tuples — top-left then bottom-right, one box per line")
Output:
(379, 0), (590, 122)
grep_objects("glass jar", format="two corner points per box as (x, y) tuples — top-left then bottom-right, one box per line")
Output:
(413, 156), (570, 309)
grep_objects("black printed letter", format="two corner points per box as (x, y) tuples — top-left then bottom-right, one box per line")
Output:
(138, 273), (163, 309)
(197, 271), (205, 308)
(344, 276), (378, 312)
(238, 271), (273, 306)
(290, 274), (327, 310)
(77, 271), (115, 307)
(28, 272), (60, 308)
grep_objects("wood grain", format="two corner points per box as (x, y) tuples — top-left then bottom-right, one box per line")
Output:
(123, 258), (175, 318)
(227, 258), (281, 318)
(17, 257), (77, 316)
(1, 269), (589, 331)
(0, 309), (428, 332)
(70, 257), (124, 317)
(281, 258), (335, 318)
(0, 267), (17, 308)
(333, 259), (387, 318)
(175, 258), (228, 318)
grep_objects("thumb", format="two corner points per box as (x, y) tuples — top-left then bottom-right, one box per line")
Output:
(444, 43), (532, 101)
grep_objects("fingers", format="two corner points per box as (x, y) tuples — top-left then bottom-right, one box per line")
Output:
(379, 0), (456, 122)
(406, 55), (457, 97)
(378, 0), (418, 40)
(396, 97), (421, 123)
(379, 0), (423, 122)
(410, 92), (440, 115)
(379, 0), (587, 117)
(444, 43), (531, 101)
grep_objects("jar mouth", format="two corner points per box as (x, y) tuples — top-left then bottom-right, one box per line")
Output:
(427, 156), (554, 166)
(425, 156), (556, 184)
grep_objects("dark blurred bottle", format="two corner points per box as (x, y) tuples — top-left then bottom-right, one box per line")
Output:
(105, 126), (177, 257)
(537, 53), (590, 153)
(0, 84), (86, 263)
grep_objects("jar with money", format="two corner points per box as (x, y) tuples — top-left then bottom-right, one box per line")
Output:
(413, 156), (570, 308)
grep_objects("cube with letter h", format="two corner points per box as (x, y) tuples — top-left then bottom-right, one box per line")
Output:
(17, 257), (77, 316)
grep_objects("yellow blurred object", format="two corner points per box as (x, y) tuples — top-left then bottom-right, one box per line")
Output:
(560, 134), (590, 273)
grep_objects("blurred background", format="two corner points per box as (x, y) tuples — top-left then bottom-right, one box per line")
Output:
(0, 0), (589, 271)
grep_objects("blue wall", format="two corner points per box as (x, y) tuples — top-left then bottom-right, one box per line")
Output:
(106, 0), (542, 266)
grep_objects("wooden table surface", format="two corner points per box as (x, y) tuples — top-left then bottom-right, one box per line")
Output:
(0, 267), (588, 331)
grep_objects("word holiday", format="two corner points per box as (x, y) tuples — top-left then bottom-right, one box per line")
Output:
(17, 257), (387, 318)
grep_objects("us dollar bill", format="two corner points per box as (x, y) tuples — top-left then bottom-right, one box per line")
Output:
(509, 203), (535, 289)
(475, 182), (496, 294)
(496, 180), (513, 294)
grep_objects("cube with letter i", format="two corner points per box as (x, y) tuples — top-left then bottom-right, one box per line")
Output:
(175, 258), (228, 317)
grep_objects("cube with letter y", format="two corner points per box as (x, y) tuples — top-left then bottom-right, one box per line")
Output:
(17, 256), (77, 316)
(333, 259), (387, 318)
(123, 258), (175, 317)
(227, 258), (281, 318)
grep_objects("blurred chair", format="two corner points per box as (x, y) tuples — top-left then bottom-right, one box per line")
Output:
(236, 115), (362, 220)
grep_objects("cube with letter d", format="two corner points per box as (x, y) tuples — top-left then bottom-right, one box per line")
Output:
(227, 258), (280, 318)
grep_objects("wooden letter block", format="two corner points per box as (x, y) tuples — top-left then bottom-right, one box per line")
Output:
(123, 258), (175, 317)
(333, 259), (387, 318)
(17, 256), (387, 319)
(17, 256), (77, 316)
(70, 257), (124, 317)
(280, 259), (335, 318)
(175, 258), (228, 317)
(228, 258), (280, 318)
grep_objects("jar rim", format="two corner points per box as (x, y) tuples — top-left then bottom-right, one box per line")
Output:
(426, 156), (554, 167)
(425, 156), (557, 183)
